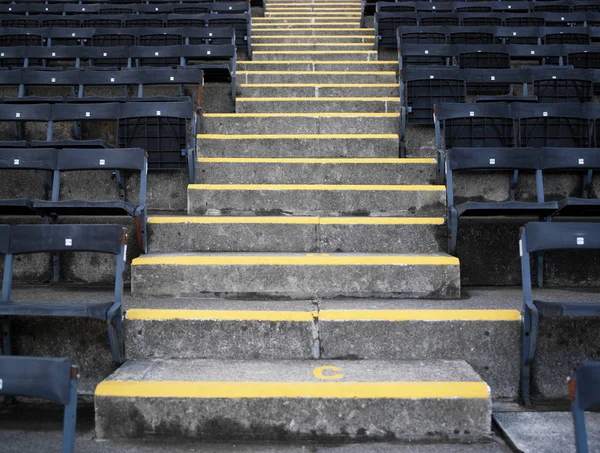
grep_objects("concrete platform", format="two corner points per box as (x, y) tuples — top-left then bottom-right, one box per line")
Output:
(200, 113), (400, 134)
(252, 51), (377, 61)
(251, 37), (374, 44)
(235, 98), (401, 113)
(239, 84), (398, 98)
(196, 135), (400, 157)
(186, 183), (446, 216)
(252, 29), (376, 36)
(237, 70), (394, 83)
(237, 61), (396, 71)
(253, 44), (375, 51)
(195, 157), (434, 184)
(130, 252), (460, 299)
(94, 359), (490, 441)
(147, 216), (445, 253)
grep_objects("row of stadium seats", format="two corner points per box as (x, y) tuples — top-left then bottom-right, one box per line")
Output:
(376, 0), (599, 13)
(0, 2), (249, 14)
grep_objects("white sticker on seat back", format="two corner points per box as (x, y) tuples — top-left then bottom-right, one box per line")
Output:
(65, 239), (72, 247)
(577, 237), (584, 245)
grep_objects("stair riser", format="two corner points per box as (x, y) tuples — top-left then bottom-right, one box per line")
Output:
(238, 74), (394, 84)
(253, 44), (375, 51)
(264, 9), (363, 13)
(252, 29), (373, 36)
(235, 100), (401, 113)
(131, 263), (460, 299)
(187, 188), (446, 216)
(252, 23), (362, 29)
(200, 116), (399, 134)
(239, 86), (398, 97)
(96, 396), (488, 441)
(196, 162), (434, 184)
(148, 222), (445, 253)
(196, 137), (400, 157)
(252, 37), (374, 43)
(253, 18), (361, 23)
(238, 62), (396, 71)
(252, 52), (377, 61)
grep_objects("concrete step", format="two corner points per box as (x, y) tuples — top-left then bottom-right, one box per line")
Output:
(200, 113), (400, 134)
(252, 28), (374, 36)
(252, 50), (378, 61)
(253, 43), (375, 51)
(186, 183), (445, 216)
(237, 70), (396, 84)
(237, 60), (396, 72)
(130, 252), (460, 298)
(122, 299), (519, 399)
(252, 22), (362, 28)
(235, 97), (400, 113)
(265, 7), (363, 12)
(264, 11), (362, 16)
(239, 83), (398, 98)
(147, 215), (445, 253)
(195, 157), (435, 183)
(252, 36), (375, 43)
(253, 17), (361, 22)
(196, 134), (400, 157)
(95, 358), (489, 441)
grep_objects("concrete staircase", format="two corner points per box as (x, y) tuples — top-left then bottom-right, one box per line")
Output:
(95, 1), (501, 443)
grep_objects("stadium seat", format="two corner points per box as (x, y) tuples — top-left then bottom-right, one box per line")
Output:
(569, 362), (600, 453)
(0, 356), (78, 453)
(445, 147), (559, 255)
(0, 224), (127, 363)
(520, 222), (600, 406)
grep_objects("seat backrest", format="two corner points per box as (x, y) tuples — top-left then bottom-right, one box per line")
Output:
(522, 222), (600, 253)
(55, 147), (146, 172)
(447, 146), (539, 172)
(0, 224), (9, 255)
(7, 224), (126, 255)
(0, 148), (57, 170)
(538, 147), (600, 172)
(572, 362), (600, 411)
(50, 102), (122, 121)
(0, 356), (74, 404)
(0, 103), (52, 122)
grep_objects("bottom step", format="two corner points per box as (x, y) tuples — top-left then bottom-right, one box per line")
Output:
(95, 359), (491, 441)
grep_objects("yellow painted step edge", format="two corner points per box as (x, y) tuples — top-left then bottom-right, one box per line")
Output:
(197, 133), (399, 138)
(131, 254), (458, 266)
(251, 36), (376, 39)
(252, 28), (374, 31)
(148, 216), (444, 225)
(253, 51), (375, 54)
(238, 60), (395, 64)
(126, 308), (520, 322)
(240, 83), (397, 87)
(195, 157), (431, 163)
(253, 43), (374, 46)
(95, 381), (489, 399)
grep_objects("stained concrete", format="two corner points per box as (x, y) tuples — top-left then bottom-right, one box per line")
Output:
(237, 71), (392, 84)
(239, 86), (399, 98)
(187, 186), (445, 217)
(94, 359), (491, 441)
(236, 99), (401, 113)
(237, 62), (397, 71)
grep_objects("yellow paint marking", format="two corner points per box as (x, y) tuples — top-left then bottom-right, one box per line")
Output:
(197, 133), (398, 138)
(252, 28), (374, 31)
(253, 51), (375, 54)
(266, 3), (364, 5)
(126, 309), (314, 321)
(253, 43), (374, 46)
(202, 111), (399, 116)
(131, 254), (458, 266)
(238, 60), (394, 64)
(252, 23), (362, 26)
(265, 11), (362, 14)
(319, 309), (521, 321)
(96, 381), (489, 399)
(196, 157), (430, 163)
(240, 83), (397, 87)
(148, 216), (444, 225)
(314, 366), (344, 380)
(235, 97), (400, 102)
(251, 36), (375, 40)
(266, 8), (363, 11)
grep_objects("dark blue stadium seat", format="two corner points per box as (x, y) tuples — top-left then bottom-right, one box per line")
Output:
(569, 362), (600, 453)
(1, 224), (127, 363)
(520, 222), (600, 406)
(0, 356), (78, 453)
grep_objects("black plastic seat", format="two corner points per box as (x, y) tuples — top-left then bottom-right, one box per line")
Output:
(33, 199), (139, 217)
(455, 200), (557, 217)
(0, 198), (37, 216)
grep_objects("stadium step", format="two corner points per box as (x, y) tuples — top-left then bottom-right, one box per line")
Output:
(130, 253), (460, 298)
(252, 50), (378, 61)
(252, 28), (375, 36)
(186, 183), (445, 216)
(235, 98), (401, 113)
(121, 300), (519, 399)
(196, 134), (399, 157)
(200, 113), (400, 135)
(237, 70), (395, 83)
(237, 61), (396, 71)
(95, 358), (490, 441)
(238, 83), (398, 98)
(252, 35), (375, 43)
(253, 43), (375, 51)
(147, 216), (444, 253)
(194, 156), (434, 183)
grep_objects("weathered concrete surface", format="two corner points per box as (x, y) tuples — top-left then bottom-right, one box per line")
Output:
(237, 62), (396, 71)
(253, 44), (374, 52)
(237, 71), (394, 84)
(196, 160), (434, 184)
(187, 185), (445, 216)
(252, 29), (375, 37)
(131, 252), (460, 299)
(95, 359), (490, 441)
(494, 412), (600, 453)
(196, 137), (400, 157)
(147, 218), (445, 253)
(241, 84), (398, 98)
(251, 36), (375, 45)
(200, 114), (400, 134)
(126, 300), (317, 360)
(235, 98), (401, 113)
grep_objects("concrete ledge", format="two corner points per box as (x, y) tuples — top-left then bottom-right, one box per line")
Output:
(94, 358), (490, 441)
(237, 61), (396, 71)
(251, 36), (375, 44)
(235, 98), (401, 113)
(252, 28), (375, 36)
(130, 252), (461, 299)
(147, 216), (445, 253)
(237, 70), (395, 83)
(252, 51), (377, 61)
(187, 183), (446, 216)
(239, 84), (398, 98)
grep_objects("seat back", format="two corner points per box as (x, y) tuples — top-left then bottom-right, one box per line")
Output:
(571, 362), (600, 412)
(521, 222), (600, 254)
(0, 148), (57, 171)
(0, 224), (9, 255)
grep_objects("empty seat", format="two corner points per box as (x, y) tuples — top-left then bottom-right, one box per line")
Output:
(569, 362), (600, 453)
(0, 224), (127, 363)
(520, 222), (600, 406)
(533, 74), (593, 103)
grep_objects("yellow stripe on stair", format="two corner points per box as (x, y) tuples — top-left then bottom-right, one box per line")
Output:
(95, 381), (489, 399)
(253, 43), (374, 47)
(239, 83), (397, 87)
(131, 255), (459, 266)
